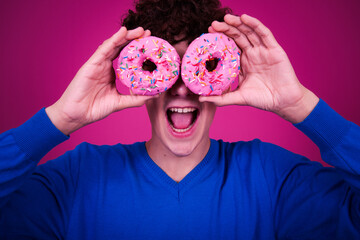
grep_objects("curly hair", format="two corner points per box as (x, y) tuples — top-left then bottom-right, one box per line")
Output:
(122, 0), (232, 45)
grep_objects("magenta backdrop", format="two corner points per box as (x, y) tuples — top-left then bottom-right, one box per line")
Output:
(1, 0), (359, 165)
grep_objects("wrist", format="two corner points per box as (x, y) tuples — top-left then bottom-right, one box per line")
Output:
(45, 103), (84, 136)
(276, 87), (320, 124)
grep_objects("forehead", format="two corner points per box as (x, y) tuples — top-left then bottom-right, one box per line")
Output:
(173, 40), (189, 59)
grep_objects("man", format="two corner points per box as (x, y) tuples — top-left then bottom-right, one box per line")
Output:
(1, 0), (359, 239)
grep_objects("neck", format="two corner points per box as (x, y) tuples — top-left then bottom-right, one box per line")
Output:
(145, 137), (210, 183)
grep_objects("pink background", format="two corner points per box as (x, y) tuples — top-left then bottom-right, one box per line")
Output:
(0, 0), (359, 165)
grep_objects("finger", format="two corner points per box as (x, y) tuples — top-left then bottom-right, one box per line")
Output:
(199, 90), (246, 107)
(240, 14), (279, 48)
(107, 28), (151, 61)
(116, 94), (158, 111)
(211, 21), (252, 50)
(143, 29), (151, 38)
(108, 27), (148, 60)
(87, 27), (127, 64)
(211, 20), (231, 32)
(208, 26), (216, 33)
(96, 27), (128, 59)
(91, 26), (146, 63)
(124, 26), (147, 41)
(224, 14), (262, 47)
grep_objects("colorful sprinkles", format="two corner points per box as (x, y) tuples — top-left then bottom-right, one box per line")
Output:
(116, 33), (241, 96)
(181, 33), (241, 96)
(115, 36), (181, 95)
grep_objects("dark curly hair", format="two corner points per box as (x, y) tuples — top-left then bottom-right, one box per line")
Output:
(122, 0), (232, 45)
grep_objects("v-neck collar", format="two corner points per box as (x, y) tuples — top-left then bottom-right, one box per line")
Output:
(137, 139), (219, 199)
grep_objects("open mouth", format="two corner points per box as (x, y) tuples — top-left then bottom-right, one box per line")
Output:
(166, 107), (199, 133)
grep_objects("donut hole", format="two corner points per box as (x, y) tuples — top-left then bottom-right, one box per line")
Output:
(205, 58), (219, 72)
(142, 59), (157, 72)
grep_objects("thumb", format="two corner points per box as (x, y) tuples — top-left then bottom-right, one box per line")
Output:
(115, 94), (158, 111)
(199, 90), (247, 107)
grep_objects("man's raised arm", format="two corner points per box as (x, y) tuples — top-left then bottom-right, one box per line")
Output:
(0, 26), (154, 207)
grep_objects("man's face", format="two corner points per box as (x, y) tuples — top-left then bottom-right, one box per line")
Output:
(146, 40), (217, 157)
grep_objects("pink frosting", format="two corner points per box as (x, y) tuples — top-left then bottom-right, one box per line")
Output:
(181, 33), (241, 95)
(116, 36), (181, 96)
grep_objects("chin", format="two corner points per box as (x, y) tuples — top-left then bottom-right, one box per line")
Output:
(165, 137), (203, 157)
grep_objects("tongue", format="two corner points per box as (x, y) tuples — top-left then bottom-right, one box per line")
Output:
(170, 112), (193, 129)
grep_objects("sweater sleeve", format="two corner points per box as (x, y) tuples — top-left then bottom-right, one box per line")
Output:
(0, 108), (68, 208)
(294, 99), (360, 174)
(0, 145), (82, 239)
(259, 99), (360, 239)
(0, 109), (83, 239)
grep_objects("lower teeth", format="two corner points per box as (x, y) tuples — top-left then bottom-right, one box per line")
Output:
(170, 122), (194, 133)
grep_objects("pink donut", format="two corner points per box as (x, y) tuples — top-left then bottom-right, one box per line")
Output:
(181, 33), (241, 96)
(116, 36), (181, 95)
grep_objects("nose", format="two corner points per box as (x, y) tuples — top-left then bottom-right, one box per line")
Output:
(170, 76), (194, 97)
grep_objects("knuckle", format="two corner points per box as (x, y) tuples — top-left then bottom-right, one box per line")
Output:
(246, 30), (255, 35)
(261, 26), (271, 36)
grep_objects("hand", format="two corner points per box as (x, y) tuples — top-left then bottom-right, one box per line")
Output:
(46, 27), (156, 135)
(200, 14), (319, 123)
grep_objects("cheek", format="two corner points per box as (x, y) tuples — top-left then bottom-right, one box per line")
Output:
(146, 97), (165, 124)
(145, 100), (157, 122)
(201, 103), (217, 126)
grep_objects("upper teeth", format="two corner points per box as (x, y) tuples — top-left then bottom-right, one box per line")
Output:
(169, 107), (196, 113)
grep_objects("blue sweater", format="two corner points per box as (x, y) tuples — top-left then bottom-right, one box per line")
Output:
(0, 100), (359, 239)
